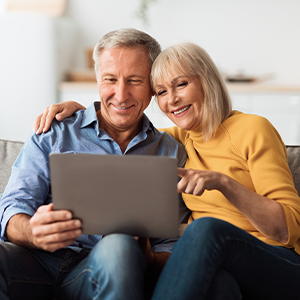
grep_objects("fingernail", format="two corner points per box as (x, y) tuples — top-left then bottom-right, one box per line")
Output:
(66, 213), (72, 219)
(74, 220), (81, 226)
(56, 115), (62, 120)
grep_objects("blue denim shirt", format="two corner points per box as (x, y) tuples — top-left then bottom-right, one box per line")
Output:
(0, 102), (189, 253)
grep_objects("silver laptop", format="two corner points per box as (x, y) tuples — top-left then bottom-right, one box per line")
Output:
(49, 153), (179, 238)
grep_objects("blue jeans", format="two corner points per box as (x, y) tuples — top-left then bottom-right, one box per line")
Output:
(0, 234), (147, 300)
(152, 217), (300, 300)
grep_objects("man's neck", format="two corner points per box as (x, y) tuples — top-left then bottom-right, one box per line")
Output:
(97, 110), (143, 153)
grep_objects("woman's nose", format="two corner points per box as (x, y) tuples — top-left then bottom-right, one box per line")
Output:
(168, 91), (180, 105)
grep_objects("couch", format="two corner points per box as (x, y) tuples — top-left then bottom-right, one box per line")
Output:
(1, 138), (300, 298)
(1, 138), (300, 196)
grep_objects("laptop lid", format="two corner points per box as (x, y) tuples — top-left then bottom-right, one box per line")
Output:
(50, 153), (179, 238)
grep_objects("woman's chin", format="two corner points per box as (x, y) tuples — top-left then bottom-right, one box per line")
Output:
(172, 119), (200, 131)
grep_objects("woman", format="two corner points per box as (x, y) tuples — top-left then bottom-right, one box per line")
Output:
(34, 43), (300, 299)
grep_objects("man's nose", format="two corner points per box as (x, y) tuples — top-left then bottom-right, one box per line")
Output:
(115, 81), (129, 103)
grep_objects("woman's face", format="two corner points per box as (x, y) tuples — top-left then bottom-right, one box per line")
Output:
(154, 74), (204, 131)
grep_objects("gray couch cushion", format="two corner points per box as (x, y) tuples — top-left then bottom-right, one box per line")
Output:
(287, 146), (300, 196)
(0, 139), (24, 192)
(0, 139), (300, 197)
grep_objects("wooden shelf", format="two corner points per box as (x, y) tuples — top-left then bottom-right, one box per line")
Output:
(59, 81), (300, 94)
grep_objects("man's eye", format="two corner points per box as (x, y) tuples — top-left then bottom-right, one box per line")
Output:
(129, 79), (141, 84)
(105, 78), (116, 82)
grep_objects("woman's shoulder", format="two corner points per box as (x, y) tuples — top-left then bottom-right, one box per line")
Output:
(221, 110), (285, 154)
(222, 110), (278, 136)
(224, 110), (271, 126)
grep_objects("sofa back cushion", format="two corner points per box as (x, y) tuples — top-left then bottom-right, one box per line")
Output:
(0, 139), (300, 197)
(286, 146), (300, 196)
(0, 139), (24, 192)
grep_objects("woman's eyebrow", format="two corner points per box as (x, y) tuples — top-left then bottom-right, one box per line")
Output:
(171, 76), (186, 84)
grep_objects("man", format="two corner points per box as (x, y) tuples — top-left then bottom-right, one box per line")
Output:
(0, 28), (188, 299)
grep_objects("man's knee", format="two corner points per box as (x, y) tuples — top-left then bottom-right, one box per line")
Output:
(83, 235), (146, 299)
(88, 234), (146, 274)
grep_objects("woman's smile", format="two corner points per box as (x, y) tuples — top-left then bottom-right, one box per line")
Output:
(172, 105), (191, 116)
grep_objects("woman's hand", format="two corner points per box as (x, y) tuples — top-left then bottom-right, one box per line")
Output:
(33, 101), (86, 134)
(177, 167), (288, 243)
(177, 168), (222, 196)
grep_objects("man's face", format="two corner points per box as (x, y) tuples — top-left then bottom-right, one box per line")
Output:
(96, 47), (153, 133)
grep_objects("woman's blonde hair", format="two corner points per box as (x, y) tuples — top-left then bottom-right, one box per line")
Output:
(151, 42), (232, 141)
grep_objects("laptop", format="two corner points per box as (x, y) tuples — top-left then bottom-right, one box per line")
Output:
(49, 153), (180, 238)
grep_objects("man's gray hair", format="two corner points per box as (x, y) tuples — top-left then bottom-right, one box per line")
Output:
(93, 28), (161, 76)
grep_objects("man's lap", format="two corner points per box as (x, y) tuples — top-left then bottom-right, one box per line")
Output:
(0, 234), (147, 300)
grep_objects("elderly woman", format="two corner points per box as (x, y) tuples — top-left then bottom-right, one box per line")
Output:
(34, 42), (300, 299)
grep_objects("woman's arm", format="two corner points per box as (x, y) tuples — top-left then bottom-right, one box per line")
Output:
(177, 168), (288, 243)
(33, 101), (86, 134)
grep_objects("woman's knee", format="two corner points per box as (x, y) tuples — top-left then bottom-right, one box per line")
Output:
(184, 217), (232, 239)
(207, 269), (241, 300)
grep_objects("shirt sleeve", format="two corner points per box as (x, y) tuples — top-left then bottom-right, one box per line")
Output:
(0, 133), (52, 241)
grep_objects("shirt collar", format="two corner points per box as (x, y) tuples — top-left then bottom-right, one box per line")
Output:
(80, 101), (156, 134)
(80, 102), (100, 129)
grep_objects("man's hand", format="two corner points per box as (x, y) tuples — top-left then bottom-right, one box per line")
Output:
(6, 203), (82, 253)
(30, 203), (82, 252)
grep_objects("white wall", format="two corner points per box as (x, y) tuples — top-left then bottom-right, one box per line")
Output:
(0, 0), (299, 141)
(0, 13), (75, 141)
(65, 0), (300, 85)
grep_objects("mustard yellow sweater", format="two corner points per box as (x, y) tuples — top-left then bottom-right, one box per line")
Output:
(162, 111), (300, 254)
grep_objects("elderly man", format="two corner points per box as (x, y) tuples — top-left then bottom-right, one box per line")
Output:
(0, 28), (188, 300)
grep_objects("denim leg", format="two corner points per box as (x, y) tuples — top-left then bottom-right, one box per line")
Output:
(0, 241), (67, 300)
(152, 217), (300, 300)
(58, 234), (147, 300)
(206, 269), (241, 300)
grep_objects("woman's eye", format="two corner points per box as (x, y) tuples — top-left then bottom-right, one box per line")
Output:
(177, 82), (188, 88)
(157, 90), (166, 96)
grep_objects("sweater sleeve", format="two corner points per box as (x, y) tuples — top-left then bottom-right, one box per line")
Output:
(227, 114), (300, 248)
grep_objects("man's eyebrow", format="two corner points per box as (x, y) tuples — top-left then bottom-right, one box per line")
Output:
(100, 73), (115, 77)
(100, 73), (146, 79)
(128, 75), (146, 79)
